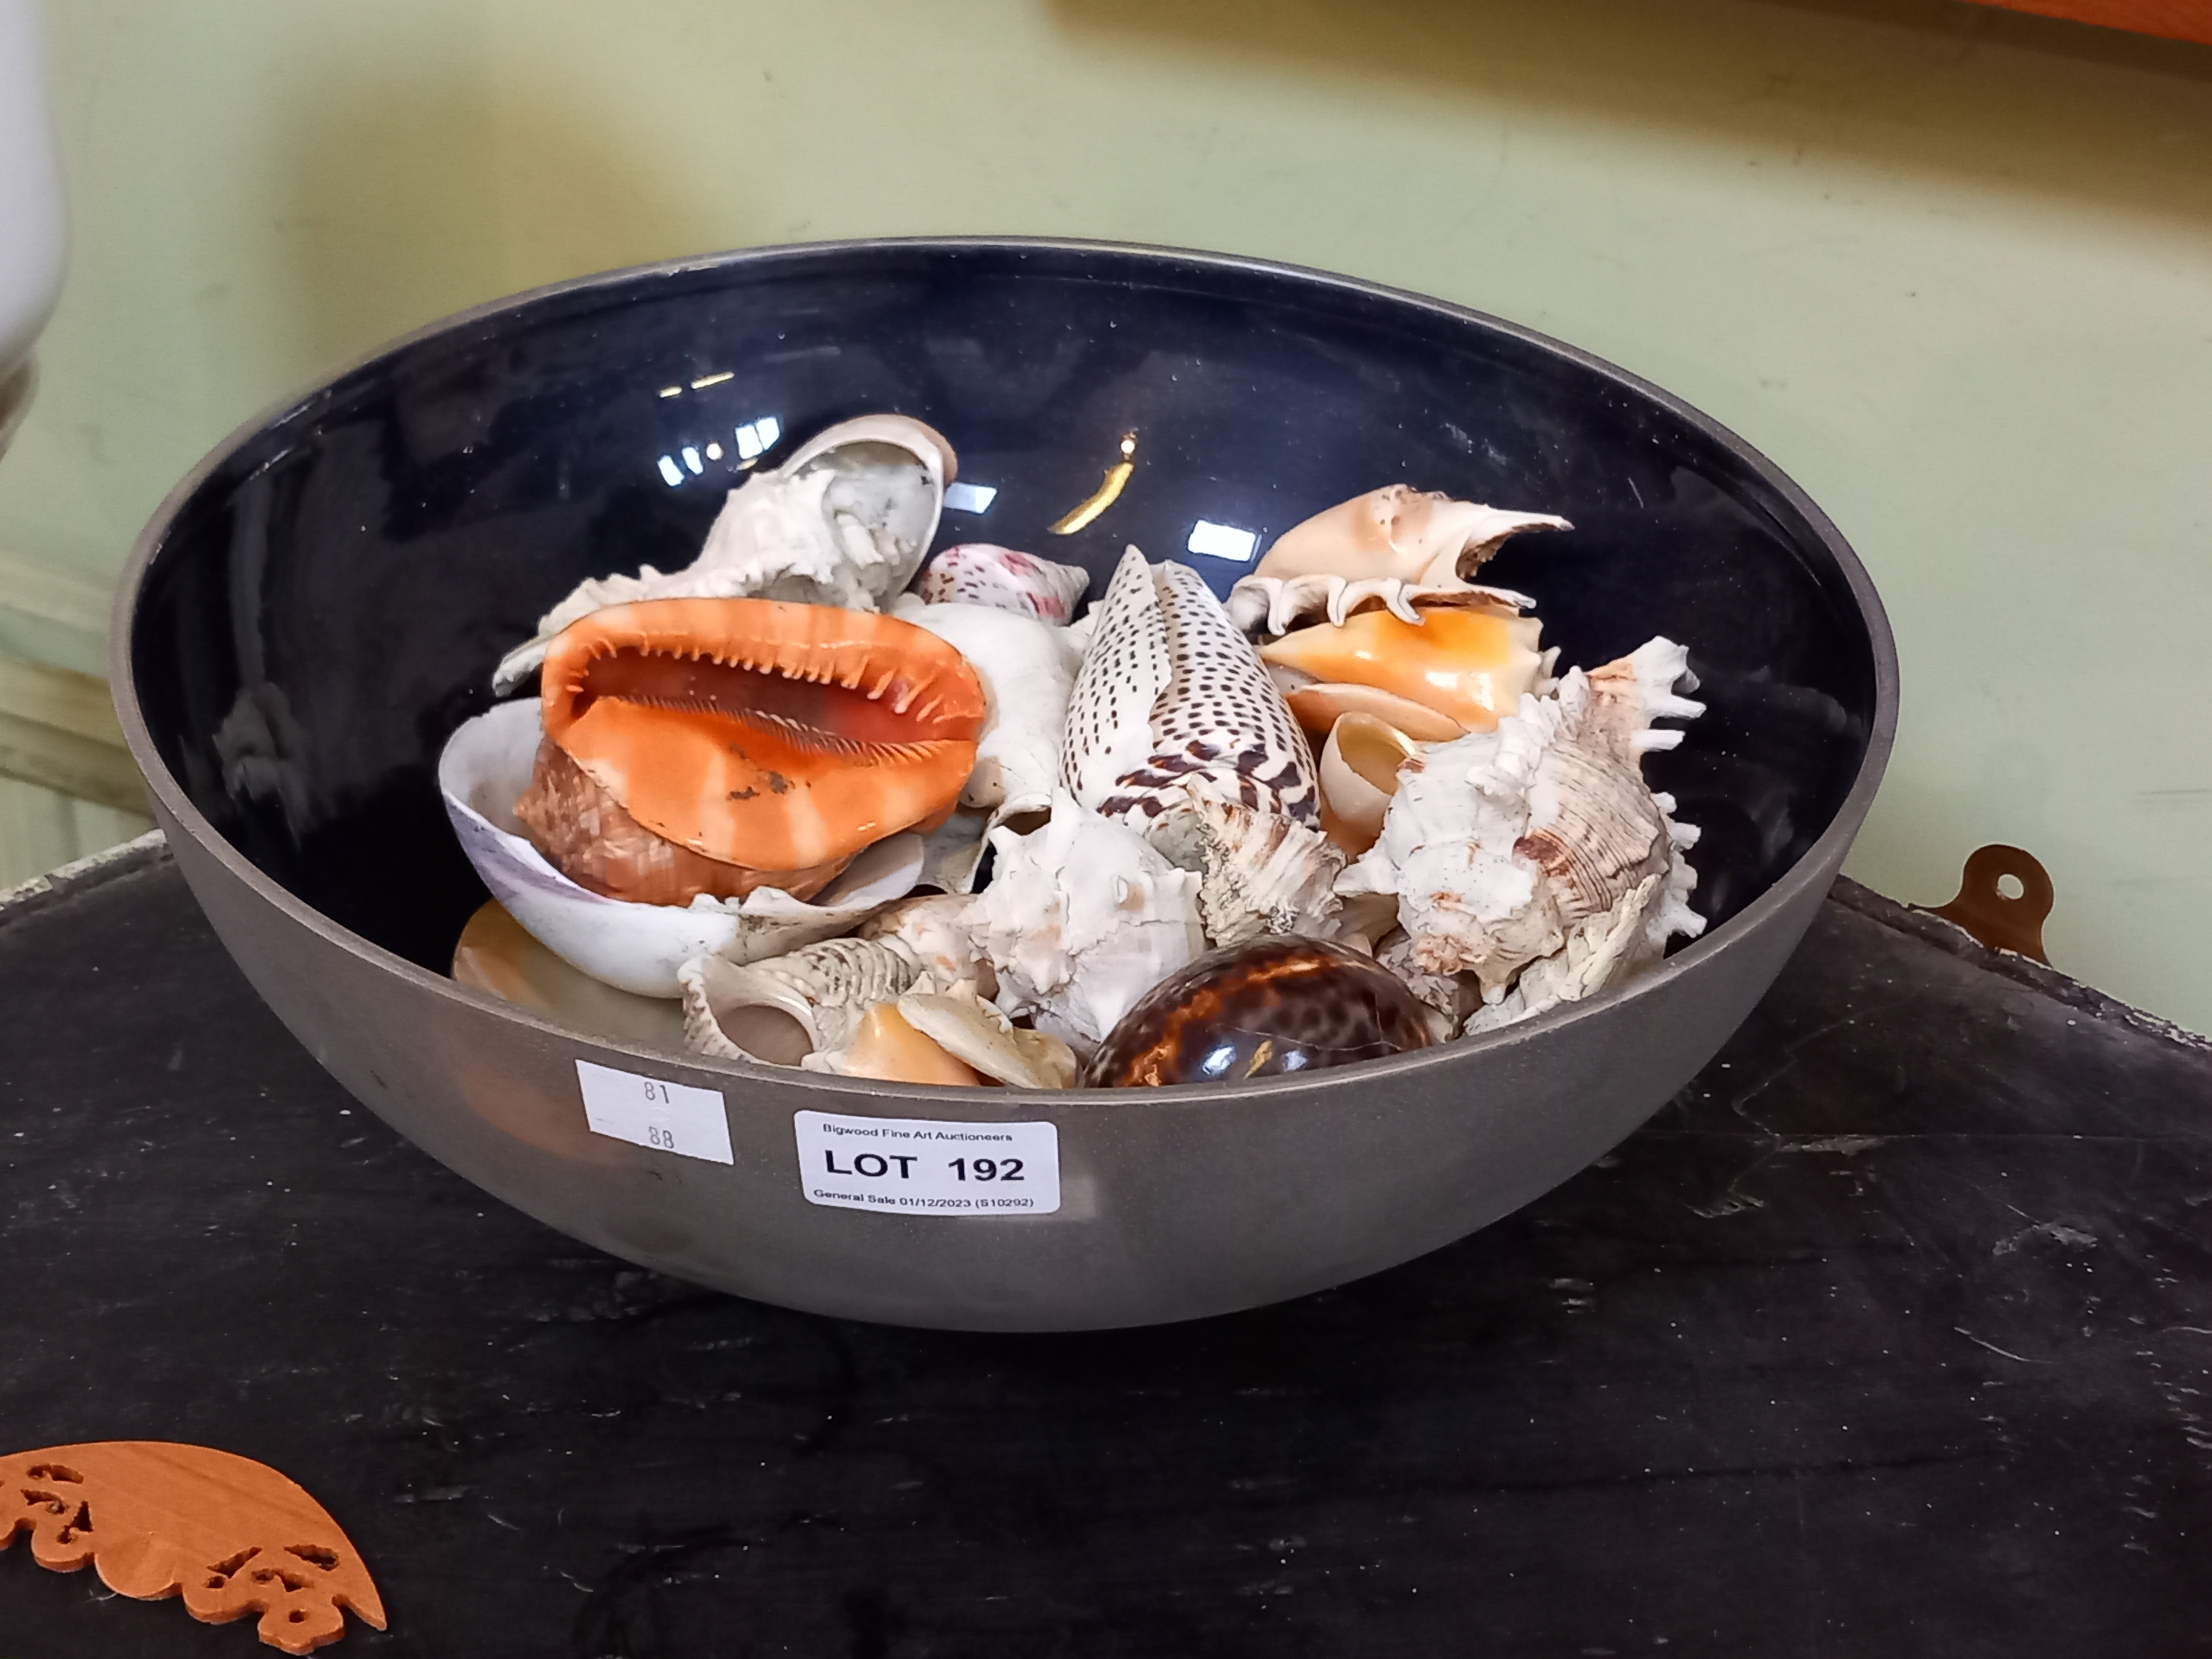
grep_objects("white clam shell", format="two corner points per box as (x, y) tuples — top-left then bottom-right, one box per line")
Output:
(438, 699), (923, 996)
(1341, 637), (1705, 1000)
(969, 789), (1205, 1051)
(914, 544), (1091, 624)
(492, 412), (953, 692)
(890, 596), (1082, 829)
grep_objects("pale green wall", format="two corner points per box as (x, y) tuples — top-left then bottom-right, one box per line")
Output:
(3, 0), (2208, 1027)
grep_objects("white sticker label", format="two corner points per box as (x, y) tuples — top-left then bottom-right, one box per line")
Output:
(576, 1061), (733, 1165)
(794, 1111), (1060, 1215)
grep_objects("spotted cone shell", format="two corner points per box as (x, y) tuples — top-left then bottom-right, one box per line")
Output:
(1062, 547), (1320, 828)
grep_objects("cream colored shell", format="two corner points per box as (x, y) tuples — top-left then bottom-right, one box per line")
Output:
(896, 984), (1078, 1089)
(1257, 485), (1570, 584)
(1317, 712), (1420, 854)
(891, 595), (1082, 832)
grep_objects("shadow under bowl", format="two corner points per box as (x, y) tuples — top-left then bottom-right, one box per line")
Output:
(114, 238), (1895, 1330)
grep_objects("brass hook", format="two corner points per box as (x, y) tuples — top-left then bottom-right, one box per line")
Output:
(1926, 844), (2054, 963)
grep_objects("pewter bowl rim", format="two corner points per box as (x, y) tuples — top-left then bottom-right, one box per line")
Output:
(111, 234), (1899, 1108)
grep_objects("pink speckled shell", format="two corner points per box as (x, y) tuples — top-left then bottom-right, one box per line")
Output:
(914, 544), (1091, 623)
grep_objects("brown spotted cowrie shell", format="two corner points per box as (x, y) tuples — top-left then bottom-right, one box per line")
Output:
(1084, 935), (1441, 1088)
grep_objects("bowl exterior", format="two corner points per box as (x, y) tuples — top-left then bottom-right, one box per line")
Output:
(115, 236), (1897, 1329)
(155, 790), (1843, 1332)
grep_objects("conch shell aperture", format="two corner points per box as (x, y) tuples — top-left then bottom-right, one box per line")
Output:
(519, 596), (985, 905)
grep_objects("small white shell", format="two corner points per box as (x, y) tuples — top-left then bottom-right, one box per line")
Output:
(968, 790), (1205, 1051)
(1341, 637), (1704, 997)
(1318, 712), (1419, 853)
(677, 936), (923, 1065)
(1147, 795), (1343, 949)
(492, 413), (954, 692)
(439, 700), (922, 996)
(1376, 928), (1482, 1026)
(1461, 865), (1683, 1035)
(915, 544), (1091, 623)
(890, 596), (1082, 829)
(896, 983), (1078, 1089)
(861, 892), (991, 995)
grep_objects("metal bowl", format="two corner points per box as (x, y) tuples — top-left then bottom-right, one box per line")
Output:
(114, 239), (1896, 1330)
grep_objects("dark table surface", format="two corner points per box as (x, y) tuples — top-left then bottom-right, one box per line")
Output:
(3, 841), (2209, 1658)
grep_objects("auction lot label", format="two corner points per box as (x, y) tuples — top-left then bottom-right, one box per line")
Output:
(793, 1111), (1060, 1215)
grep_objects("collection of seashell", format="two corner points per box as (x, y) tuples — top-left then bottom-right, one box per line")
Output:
(440, 415), (1707, 1089)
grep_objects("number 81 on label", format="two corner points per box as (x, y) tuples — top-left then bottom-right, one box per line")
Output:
(576, 1061), (734, 1165)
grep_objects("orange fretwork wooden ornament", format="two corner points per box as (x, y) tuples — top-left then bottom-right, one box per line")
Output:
(1, 1442), (386, 1653)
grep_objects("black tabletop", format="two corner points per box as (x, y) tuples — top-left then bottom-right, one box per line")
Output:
(3, 843), (2208, 1658)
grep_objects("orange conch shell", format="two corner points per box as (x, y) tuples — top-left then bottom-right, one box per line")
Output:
(1, 1441), (386, 1653)
(1259, 606), (1546, 734)
(1280, 681), (1465, 743)
(515, 738), (853, 905)
(528, 598), (986, 900)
